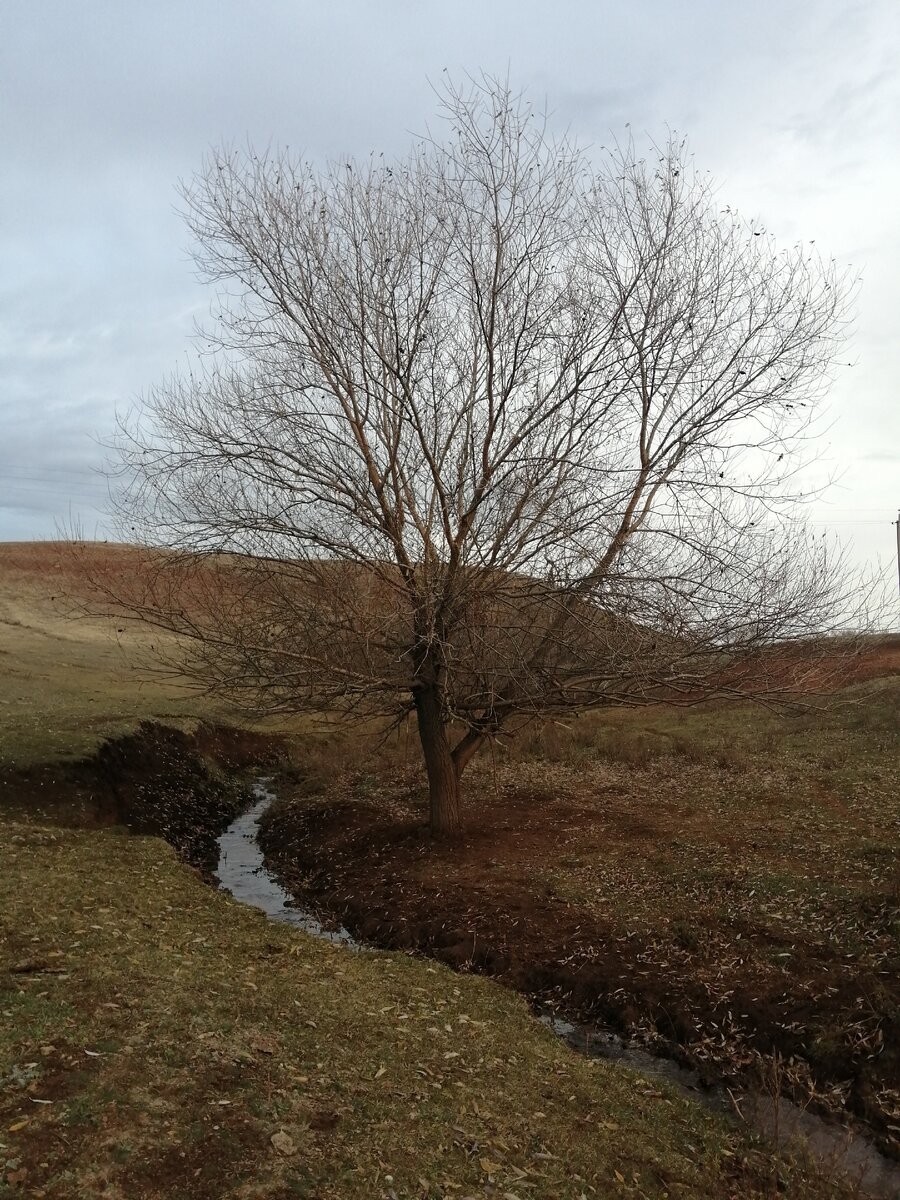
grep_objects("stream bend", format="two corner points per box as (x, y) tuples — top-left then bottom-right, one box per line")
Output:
(215, 781), (356, 947)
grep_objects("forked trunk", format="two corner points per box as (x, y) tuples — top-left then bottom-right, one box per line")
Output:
(413, 683), (462, 837)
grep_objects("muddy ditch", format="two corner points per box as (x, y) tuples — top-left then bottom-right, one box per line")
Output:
(88, 722), (288, 873)
(6, 724), (897, 1192)
(223, 781), (900, 1199)
(215, 779), (356, 945)
(255, 784), (900, 1168)
(1, 721), (287, 873)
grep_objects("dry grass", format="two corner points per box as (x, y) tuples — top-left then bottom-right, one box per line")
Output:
(0, 542), (279, 765)
(0, 541), (892, 1196)
(260, 682), (899, 1150)
(0, 543), (199, 764)
(0, 823), (852, 1199)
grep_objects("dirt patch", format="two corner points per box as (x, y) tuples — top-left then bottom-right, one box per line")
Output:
(258, 762), (900, 1160)
(113, 1062), (273, 1200)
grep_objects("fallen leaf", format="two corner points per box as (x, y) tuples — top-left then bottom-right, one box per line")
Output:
(271, 1130), (296, 1156)
(250, 1035), (277, 1055)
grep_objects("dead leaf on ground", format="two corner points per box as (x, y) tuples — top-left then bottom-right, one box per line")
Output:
(479, 1157), (503, 1175)
(271, 1130), (296, 1156)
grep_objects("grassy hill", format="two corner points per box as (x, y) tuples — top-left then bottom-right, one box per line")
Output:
(0, 541), (260, 765)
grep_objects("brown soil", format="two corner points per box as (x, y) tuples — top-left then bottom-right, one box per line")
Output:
(258, 772), (900, 1160)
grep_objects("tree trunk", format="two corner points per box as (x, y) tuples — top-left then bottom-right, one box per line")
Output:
(413, 683), (462, 837)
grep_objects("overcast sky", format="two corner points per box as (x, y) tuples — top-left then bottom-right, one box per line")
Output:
(2, 0), (898, 595)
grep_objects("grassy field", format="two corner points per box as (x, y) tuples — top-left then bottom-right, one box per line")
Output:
(2, 820), (854, 1200)
(1, 541), (895, 1197)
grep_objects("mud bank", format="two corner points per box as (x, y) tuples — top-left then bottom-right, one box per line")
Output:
(257, 784), (900, 1163)
(228, 783), (900, 1200)
(1, 721), (286, 873)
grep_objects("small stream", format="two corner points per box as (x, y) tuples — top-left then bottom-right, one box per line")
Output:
(215, 781), (356, 947)
(215, 781), (899, 1200)
(540, 1013), (899, 1199)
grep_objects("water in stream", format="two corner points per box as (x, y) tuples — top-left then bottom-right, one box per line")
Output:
(215, 781), (356, 946)
(215, 782), (899, 1199)
(540, 1014), (899, 1199)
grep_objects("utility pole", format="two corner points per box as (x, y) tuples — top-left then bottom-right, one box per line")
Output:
(896, 510), (900, 599)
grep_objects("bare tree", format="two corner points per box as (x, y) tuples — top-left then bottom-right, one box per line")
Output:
(104, 76), (866, 836)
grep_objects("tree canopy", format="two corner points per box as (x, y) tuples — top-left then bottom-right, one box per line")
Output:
(106, 77), (865, 834)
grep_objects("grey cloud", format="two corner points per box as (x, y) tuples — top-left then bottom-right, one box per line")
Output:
(2, 0), (898, 583)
